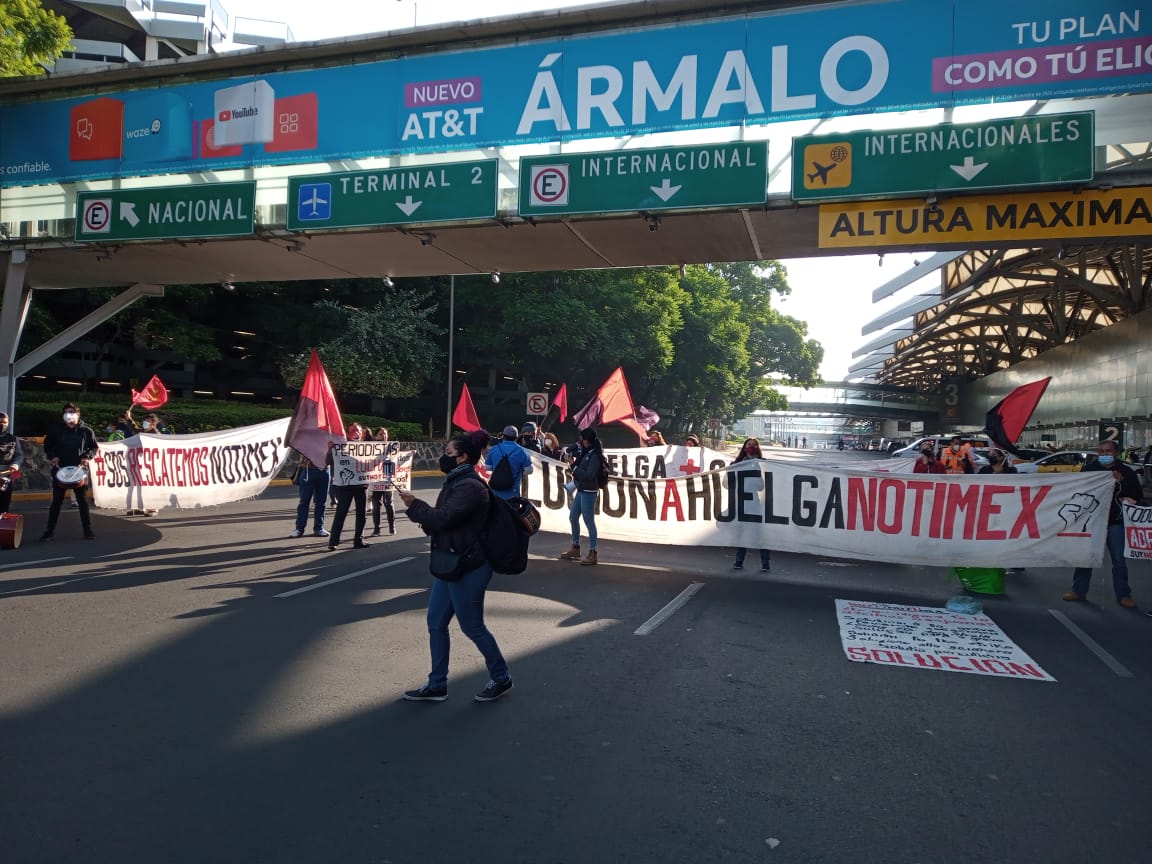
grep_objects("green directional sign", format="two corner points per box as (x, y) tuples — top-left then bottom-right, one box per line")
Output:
(75, 182), (256, 242)
(792, 111), (1095, 201)
(518, 142), (768, 217)
(287, 159), (498, 231)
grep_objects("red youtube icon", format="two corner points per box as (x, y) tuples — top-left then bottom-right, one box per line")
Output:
(264, 93), (318, 153)
(70, 97), (124, 162)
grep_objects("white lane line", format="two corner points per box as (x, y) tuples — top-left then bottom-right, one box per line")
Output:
(276, 557), (416, 598)
(1049, 609), (1135, 678)
(0, 556), (73, 571)
(0, 573), (103, 596)
(634, 582), (705, 636)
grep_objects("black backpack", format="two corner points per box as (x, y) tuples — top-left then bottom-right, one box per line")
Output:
(595, 452), (610, 490)
(482, 490), (540, 575)
(488, 444), (515, 491)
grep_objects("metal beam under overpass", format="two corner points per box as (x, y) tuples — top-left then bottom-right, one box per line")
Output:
(871, 252), (961, 303)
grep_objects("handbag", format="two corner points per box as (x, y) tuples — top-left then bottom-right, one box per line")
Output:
(429, 546), (468, 581)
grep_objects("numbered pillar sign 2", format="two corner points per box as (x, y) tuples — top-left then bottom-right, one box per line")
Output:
(526, 392), (549, 416)
(1099, 420), (1125, 451)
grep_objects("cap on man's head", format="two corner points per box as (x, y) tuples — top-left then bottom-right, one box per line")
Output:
(685, 434), (700, 446)
(62, 403), (78, 413)
(502, 425), (519, 439)
(521, 422), (538, 435)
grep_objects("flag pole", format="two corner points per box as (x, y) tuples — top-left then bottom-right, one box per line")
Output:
(444, 274), (455, 442)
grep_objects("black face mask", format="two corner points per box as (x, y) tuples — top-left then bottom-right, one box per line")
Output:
(439, 454), (459, 474)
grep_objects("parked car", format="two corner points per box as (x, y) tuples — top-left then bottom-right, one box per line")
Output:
(1015, 451), (1093, 473)
(970, 447), (1047, 467)
(891, 435), (991, 459)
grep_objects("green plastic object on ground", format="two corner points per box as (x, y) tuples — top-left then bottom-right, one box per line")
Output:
(951, 567), (1007, 596)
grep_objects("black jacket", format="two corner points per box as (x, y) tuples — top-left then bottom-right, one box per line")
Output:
(977, 464), (1018, 475)
(571, 445), (603, 492)
(406, 464), (489, 568)
(43, 421), (98, 467)
(0, 433), (23, 469)
(1082, 459), (1143, 524)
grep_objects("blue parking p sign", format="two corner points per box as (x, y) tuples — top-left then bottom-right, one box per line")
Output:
(297, 183), (331, 221)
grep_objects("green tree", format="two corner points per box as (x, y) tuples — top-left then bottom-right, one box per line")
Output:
(0, 0), (72, 77)
(279, 286), (443, 397)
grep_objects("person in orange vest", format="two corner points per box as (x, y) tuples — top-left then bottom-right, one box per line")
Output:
(939, 435), (976, 475)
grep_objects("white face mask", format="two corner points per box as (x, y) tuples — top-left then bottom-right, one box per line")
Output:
(142, 421), (152, 430)
(63, 412), (79, 424)
(951, 444), (960, 451)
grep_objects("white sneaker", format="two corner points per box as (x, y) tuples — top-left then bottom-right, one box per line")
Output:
(288, 529), (304, 538)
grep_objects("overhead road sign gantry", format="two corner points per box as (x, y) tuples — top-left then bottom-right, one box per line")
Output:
(518, 142), (768, 218)
(287, 159), (498, 231)
(75, 182), (256, 242)
(792, 112), (1095, 201)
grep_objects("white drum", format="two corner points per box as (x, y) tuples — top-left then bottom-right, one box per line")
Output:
(55, 466), (89, 489)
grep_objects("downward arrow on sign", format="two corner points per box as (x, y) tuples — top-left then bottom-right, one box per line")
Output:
(395, 195), (423, 217)
(650, 179), (682, 202)
(120, 201), (140, 227)
(950, 156), (988, 182)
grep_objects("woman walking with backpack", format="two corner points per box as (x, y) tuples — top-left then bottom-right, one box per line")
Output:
(559, 427), (605, 566)
(399, 429), (514, 703)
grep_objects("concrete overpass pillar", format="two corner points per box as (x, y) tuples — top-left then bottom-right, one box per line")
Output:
(0, 251), (31, 421)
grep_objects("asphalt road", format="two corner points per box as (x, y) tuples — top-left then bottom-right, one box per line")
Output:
(2, 452), (1150, 864)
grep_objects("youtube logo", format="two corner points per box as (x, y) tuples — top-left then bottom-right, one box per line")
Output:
(264, 92), (319, 153)
(70, 97), (124, 162)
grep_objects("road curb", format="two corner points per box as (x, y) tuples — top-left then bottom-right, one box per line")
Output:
(9, 469), (443, 503)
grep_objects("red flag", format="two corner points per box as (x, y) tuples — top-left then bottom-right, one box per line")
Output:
(286, 349), (346, 466)
(131, 375), (168, 410)
(984, 377), (1051, 456)
(453, 383), (481, 432)
(553, 383), (568, 423)
(573, 367), (636, 430)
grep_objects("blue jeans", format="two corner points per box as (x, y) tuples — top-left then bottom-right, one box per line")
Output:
(735, 548), (772, 569)
(426, 561), (509, 689)
(569, 490), (598, 550)
(295, 468), (329, 533)
(1072, 522), (1131, 599)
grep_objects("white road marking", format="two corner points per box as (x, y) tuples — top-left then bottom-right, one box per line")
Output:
(276, 557), (416, 597)
(1049, 609), (1135, 678)
(0, 573), (102, 596)
(0, 556), (73, 571)
(634, 581), (705, 636)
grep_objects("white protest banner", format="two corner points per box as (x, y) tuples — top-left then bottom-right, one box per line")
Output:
(520, 452), (1114, 568)
(330, 441), (412, 492)
(91, 418), (291, 510)
(835, 599), (1055, 682)
(1122, 502), (1152, 559)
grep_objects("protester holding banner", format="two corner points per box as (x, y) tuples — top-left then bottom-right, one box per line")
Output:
(559, 427), (605, 566)
(541, 432), (564, 460)
(41, 403), (98, 541)
(326, 422), (369, 551)
(289, 455), (330, 539)
(731, 438), (772, 572)
(940, 436), (976, 474)
(914, 443), (946, 474)
(1064, 439), (1143, 608)
(370, 427), (396, 537)
(399, 429), (514, 704)
(978, 449), (1018, 475)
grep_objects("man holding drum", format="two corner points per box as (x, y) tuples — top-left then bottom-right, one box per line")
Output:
(0, 411), (24, 515)
(41, 403), (98, 541)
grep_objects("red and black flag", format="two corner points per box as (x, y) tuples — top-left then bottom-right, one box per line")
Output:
(286, 349), (346, 466)
(983, 377), (1051, 456)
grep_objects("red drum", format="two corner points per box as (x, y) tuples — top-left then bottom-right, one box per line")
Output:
(55, 466), (88, 489)
(0, 512), (22, 549)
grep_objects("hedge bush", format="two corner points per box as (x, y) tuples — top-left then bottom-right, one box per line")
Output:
(11, 391), (426, 440)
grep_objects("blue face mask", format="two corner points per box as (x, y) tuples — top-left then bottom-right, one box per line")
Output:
(1098, 454), (1115, 466)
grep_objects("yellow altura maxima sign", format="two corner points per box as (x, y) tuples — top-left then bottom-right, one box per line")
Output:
(818, 186), (1152, 249)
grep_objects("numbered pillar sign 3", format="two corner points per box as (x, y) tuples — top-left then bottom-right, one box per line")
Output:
(526, 392), (549, 416)
(940, 376), (964, 421)
(1099, 420), (1125, 451)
